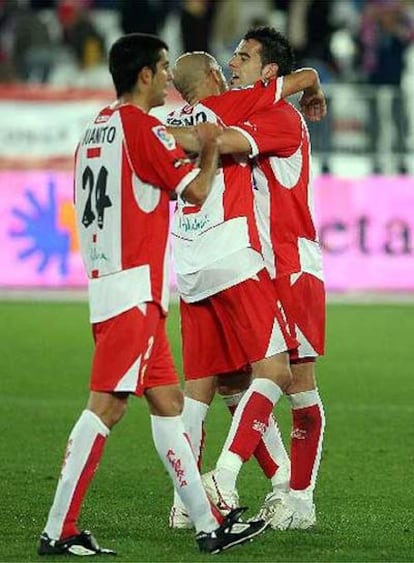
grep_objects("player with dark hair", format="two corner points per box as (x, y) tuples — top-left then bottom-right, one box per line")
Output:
(243, 26), (295, 74)
(209, 26), (327, 531)
(37, 33), (267, 557)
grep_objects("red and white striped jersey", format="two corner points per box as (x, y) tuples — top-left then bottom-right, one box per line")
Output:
(166, 79), (281, 302)
(74, 102), (200, 322)
(231, 100), (324, 281)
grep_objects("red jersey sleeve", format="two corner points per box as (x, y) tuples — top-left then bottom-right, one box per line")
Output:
(122, 108), (198, 195)
(203, 77), (283, 125)
(232, 101), (302, 157)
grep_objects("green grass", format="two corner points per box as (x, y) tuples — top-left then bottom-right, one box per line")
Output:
(1, 300), (414, 562)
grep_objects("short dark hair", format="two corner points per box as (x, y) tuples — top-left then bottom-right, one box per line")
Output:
(243, 26), (295, 76)
(109, 33), (168, 97)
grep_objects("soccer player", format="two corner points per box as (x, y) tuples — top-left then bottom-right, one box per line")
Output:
(208, 27), (327, 531)
(37, 33), (267, 557)
(166, 52), (325, 528)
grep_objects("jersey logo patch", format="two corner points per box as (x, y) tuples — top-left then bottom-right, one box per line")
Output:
(242, 120), (257, 132)
(152, 125), (176, 151)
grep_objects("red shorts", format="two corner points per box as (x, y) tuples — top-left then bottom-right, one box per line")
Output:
(181, 269), (298, 380)
(90, 303), (179, 395)
(273, 273), (326, 362)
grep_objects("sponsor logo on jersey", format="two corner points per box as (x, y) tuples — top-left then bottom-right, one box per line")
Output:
(166, 111), (208, 127)
(178, 213), (210, 233)
(152, 125), (176, 150)
(90, 247), (108, 263)
(242, 120), (257, 132)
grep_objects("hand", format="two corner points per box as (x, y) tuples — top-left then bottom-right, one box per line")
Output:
(195, 122), (222, 144)
(299, 89), (327, 122)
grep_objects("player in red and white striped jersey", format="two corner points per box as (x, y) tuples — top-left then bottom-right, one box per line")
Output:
(213, 27), (327, 530)
(165, 52), (324, 529)
(38, 34), (266, 557)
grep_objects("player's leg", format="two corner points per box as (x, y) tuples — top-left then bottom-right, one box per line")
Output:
(218, 370), (290, 500)
(39, 305), (153, 556)
(146, 383), (223, 534)
(178, 299), (225, 472)
(205, 270), (297, 503)
(39, 390), (126, 556)
(170, 298), (247, 528)
(39, 303), (164, 556)
(283, 360), (325, 528)
(144, 315), (267, 553)
(266, 272), (326, 530)
(169, 376), (216, 528)
(213, 354), (291, 493)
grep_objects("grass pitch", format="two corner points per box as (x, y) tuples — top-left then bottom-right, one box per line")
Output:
(1, 300), (413, 562)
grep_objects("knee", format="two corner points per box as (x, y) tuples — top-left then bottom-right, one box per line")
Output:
(172, 389), (184, 415)
(146, 386), (184, 416)
(287, 362), (316, 394)
(185, 376), (217, 404)
(89, 396), (128, 429)
(252, 354), (292, 391)
(111, 399), (129, 425)
(275, 366), (293, 392)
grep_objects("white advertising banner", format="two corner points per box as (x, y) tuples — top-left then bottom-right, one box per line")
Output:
(0, 86), (182, 167)
(0, 100), (108, 159)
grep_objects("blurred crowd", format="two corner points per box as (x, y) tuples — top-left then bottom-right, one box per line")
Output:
(1, 0), (414, 172)
(1, 0), (414, 87)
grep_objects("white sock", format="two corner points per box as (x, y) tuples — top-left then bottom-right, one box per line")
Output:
(44, 410), (110, 540)
(221, 391), (246, 410)
(151, 415), (218, 533)
(288, 389), (321, 409)
(173, 397), (209, 511)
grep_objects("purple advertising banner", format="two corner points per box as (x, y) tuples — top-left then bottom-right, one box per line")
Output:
(315, 176), (414, 291)
(0, 171), (413, 291)
(0, 171), (85, 287)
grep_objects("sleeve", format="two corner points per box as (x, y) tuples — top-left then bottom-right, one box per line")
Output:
(124, 112), (200, 197)
(230, 103), (302, 158)
(204, 77), (284, 125)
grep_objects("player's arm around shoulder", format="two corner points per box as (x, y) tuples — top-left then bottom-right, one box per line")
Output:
(283, 69), (327, 122)
(213, 126), (252, 156)
(206, 69), (328, 157)
(281, 68), (320, 98)
(181, 123), (221, 206)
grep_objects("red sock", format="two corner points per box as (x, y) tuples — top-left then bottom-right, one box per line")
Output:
(290, 402), (324, 490)
(224, 395), (287, 479)
(44, 410), (109, 540)
(227, 380), (282, 461)
(62, 434), (106, 537)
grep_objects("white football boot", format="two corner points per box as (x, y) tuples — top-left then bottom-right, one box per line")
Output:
(254, 492), (316, 530)
(168, 505), (194, 529)
(201, 471), (240, 515)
